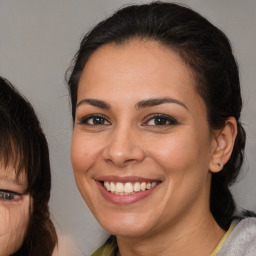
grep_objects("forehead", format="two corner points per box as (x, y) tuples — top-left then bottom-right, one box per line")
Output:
(81, 40), (195, 89)
(0, 164), (27, 187)
(78, 40), (204, 109)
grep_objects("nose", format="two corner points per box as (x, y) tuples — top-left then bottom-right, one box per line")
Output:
(102, 125), (145, 167)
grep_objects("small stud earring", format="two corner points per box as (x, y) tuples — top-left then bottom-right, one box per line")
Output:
(217, 163), (224, 168)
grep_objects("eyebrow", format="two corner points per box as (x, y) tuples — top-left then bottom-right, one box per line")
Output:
(76, 97), (188, 111)
(136, 97), (188, 110)
(76, 99), (111, 109)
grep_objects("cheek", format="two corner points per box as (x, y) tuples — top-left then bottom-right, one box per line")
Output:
(147, 129), (211, 182)
(0, 196), (30, 255)
(0, 205), (10, 235)
(148, 132), (196, 169)
(71, 132), (102, 174)
(71, 134), (101, 205)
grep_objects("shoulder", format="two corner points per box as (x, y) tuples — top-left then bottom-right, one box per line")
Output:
(218, 217), (256, 256)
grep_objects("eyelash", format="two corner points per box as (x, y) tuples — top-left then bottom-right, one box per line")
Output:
(78, 113), (178, 127)
(0, 190), (22, 201)
(143, 114), (179, 126)
(78, 114), (111, 126)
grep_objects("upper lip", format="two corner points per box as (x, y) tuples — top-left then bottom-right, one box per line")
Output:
(95, 175), (161, 183)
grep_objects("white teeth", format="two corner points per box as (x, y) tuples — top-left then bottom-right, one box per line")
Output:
(116, 182), (124, 193)
(105, 182), (111, 191)
(141, 182), (146, 191)
(110, 182), (115, 193)
(124, 182), (133, 193)
(134, 182), (141, 192)
(104, 180), (158, 195)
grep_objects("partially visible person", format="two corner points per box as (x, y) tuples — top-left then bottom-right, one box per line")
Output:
(0, 77), (57, 256)
(67, 2), (256, 256)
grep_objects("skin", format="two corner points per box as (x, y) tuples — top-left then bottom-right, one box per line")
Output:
(71, 40), (237, 255)
(0, 165), (30, 256)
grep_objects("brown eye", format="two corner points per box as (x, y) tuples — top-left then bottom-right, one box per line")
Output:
(143, 114), (178, 126)
(153, 117), (168, 125)
(90, 116), (106, 125)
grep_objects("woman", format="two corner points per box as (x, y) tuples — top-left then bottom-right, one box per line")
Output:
(67, 2), (256, 255)
(0, 77), (57, 255)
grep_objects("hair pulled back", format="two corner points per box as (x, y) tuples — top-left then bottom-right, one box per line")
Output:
(67, 2), (245, 230)
(0, 77), (57, 255)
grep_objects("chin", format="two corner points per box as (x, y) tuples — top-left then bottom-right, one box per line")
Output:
(97, 211), (156, 238)
(104, 223), (150, 238)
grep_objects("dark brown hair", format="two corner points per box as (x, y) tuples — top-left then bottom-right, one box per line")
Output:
(66, 2), (245, 230)
(0, 77), (57, 255)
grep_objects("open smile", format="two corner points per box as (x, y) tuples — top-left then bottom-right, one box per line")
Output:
(96, 177), (161, 204)
(104, 181), (158, 195)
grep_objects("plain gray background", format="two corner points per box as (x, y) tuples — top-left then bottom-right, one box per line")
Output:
(0, 0), (255, 255)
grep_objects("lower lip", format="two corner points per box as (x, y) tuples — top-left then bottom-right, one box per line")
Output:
(96, 181), (159, 204)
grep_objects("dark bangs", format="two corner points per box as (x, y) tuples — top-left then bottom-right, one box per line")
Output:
(0, 77), (48, 196)
(0, 108), (27, 176)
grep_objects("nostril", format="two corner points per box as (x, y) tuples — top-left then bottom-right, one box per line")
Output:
(102, 133), (145, 166)
(124, 158), (138, 164)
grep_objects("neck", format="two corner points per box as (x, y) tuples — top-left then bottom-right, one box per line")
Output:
(116, 211), (225, 256)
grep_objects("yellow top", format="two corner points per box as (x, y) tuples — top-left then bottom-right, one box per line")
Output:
(91, 236), (117, 256)
(92, 222), (236, 256)
(210, 221), (236, 256)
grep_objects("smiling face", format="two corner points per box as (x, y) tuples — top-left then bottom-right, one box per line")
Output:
(71, 40), (217, 238)
(0, 165), (30, 256)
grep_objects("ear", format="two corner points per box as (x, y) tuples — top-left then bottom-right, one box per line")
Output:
(209, 117), (237, 173)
